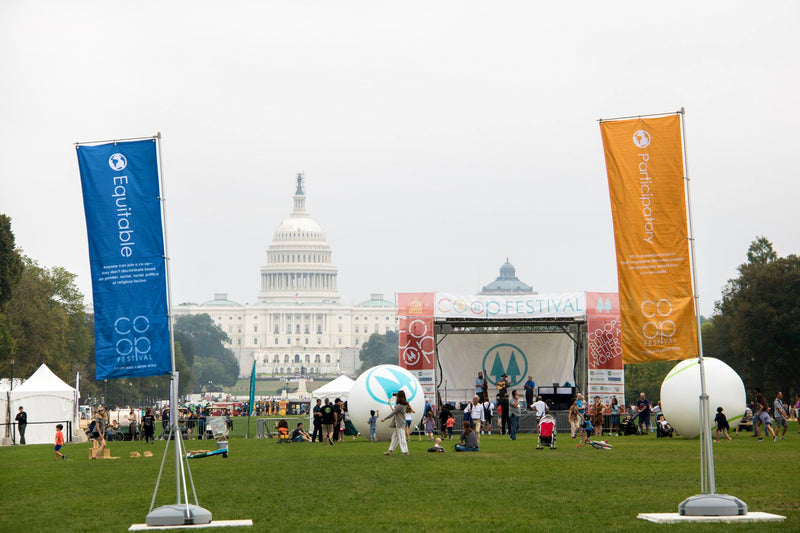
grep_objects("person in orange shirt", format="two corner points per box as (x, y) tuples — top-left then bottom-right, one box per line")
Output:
(446, 413), (455, 440)
(54, 424), (66, 460)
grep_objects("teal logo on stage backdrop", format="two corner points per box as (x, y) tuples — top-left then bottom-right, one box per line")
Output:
(366, 366), (419, 406)
(482, 343), (528, 387)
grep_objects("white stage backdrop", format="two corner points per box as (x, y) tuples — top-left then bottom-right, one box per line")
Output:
(437, 333), (575, 403)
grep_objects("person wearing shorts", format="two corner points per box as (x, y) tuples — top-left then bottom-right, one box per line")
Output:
(754, 388), (777, 442)
(54, 424), (66, 460)
(774, 392), (789, 440)
(609, 397), (621, 436)
(320, 398), (337, 445)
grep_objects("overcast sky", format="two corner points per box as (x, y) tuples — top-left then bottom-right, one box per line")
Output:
(2, 2), (798, 317)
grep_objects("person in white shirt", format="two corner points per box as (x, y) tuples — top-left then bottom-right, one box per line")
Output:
(466, 395), (485, 439)
(532, 396), (547, 423)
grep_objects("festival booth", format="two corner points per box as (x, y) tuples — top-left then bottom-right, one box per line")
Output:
(397, 292), (625, 411)
(8, 364), (77, 445)
(311, 375), (355, 402)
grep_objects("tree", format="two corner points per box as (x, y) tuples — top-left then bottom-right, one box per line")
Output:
(0, 214), (23, 305)
(708, 237), (800, 396)
(3, 257), (91, 379)
(174, 313), (239, 390)
(746, 235), (778, 265)
(357, 331), (399, 374)
(623, 360), (675, 406)
(0, 214), (24, 378)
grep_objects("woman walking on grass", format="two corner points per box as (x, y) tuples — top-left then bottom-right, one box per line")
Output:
(568, 400), (581, 438)
(382, 390), (410, 456)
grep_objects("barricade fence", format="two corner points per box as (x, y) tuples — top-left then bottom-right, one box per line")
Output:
(1, 420), (73, 445)
(0, 413), (661, 444)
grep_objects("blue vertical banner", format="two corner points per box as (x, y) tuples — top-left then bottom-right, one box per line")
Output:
(76, 139), (171, 379)
(248, 360), (256, 417)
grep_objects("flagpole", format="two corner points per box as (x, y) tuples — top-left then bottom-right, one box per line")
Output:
(677, 108), (747, 516)
(146, 133), (212, 526)
(680, 108), (715, 492)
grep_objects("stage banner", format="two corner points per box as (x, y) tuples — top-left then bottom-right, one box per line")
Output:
(437, 333), (575, 405)
(600, 115), (697, 363)
(398, 293), (435, 403)
(77, 139), (171, 380)
(586, 292), (624, 406)
(435, 292), (585, 320)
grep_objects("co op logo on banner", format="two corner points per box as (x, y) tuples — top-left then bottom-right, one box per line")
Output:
(587, 318), (622, 366)
(113, 315), (153, 363)
(400, 319), (434, 367)
(640, 299), (678, 345)
(436, 297), (486, 316)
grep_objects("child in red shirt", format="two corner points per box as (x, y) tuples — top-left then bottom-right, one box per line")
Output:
(54, 424), (66, 460)
(446, 414), (455, 440)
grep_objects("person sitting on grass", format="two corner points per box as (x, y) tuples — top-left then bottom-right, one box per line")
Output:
(427, 437), (446, 453)
(291, 422), (312, 442)
(455, 421), (479, 452)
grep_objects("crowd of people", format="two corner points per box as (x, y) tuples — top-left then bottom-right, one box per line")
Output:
(16, 372), (799, 460)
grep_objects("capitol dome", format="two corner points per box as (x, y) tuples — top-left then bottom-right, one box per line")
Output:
(258, 174), (339, 303)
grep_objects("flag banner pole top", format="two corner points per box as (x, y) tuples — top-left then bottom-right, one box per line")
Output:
(598, 110), (682, 123)
(75, 133), (159, 147)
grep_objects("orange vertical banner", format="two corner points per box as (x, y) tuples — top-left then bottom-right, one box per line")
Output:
(600, 115), (697, 363)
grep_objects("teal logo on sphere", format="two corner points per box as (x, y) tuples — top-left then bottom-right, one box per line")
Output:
(482, 343), (528, 387)
(366, 366), (419, 406)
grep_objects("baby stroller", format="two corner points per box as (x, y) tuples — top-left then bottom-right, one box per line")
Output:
(536, 414), (557, 450)
(619, 414), (638, 436)
(655, 414), (674, 438)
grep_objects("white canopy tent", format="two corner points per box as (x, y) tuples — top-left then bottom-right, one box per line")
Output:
(8, 364), (77, 445)
(1, 379), (23, 435)
(311, 375), (355, 402)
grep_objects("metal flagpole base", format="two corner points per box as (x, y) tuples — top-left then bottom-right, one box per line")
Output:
(679, 494), (748, 516)
(146, 504), (212, 526)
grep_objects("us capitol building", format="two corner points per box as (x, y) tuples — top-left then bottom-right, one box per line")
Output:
(173, 174), (397, 379)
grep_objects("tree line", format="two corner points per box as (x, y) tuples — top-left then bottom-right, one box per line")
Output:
(0, 214), (239, 407)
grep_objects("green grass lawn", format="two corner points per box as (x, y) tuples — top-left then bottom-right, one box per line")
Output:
(1, 427), (797, 532)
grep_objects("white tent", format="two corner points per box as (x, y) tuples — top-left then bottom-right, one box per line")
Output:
(0, 379), (23, 435)
(8, 364), (76, 445)
(312, 375), (355, 402)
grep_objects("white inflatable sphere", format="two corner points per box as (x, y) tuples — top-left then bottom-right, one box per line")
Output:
(660, 357), (746, 439)
(348, 365), (425, 441)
